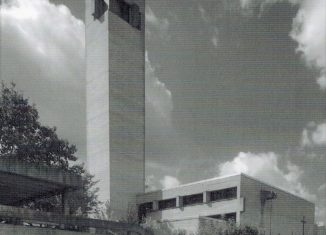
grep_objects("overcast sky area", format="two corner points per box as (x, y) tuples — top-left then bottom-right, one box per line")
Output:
(0, 0), (325, 225)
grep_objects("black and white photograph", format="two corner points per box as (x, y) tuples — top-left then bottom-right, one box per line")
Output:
(0, 0), (325, 234)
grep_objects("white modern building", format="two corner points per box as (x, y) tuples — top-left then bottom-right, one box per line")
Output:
(86, 0), (145, 219)
(137, 174), (315, 235)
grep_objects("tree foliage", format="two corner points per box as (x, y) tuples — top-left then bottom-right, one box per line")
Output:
(0, 82), (100, 216)
(141, 217), (259, 235)
(142, 219), (187, 235)
(198, 220), (259, 235)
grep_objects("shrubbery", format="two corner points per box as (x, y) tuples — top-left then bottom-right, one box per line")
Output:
(141, 217), (259, 235)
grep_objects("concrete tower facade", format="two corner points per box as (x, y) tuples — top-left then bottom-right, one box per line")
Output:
(86, 0), (145, 219)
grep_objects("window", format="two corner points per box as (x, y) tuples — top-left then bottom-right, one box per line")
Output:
(158, 198), (176, 210)
(93, 0), (108, 20)
(183, 193), (203, 206)
(138, 202), (153, 220)
(210, 187), (237, 202)
(209, 212), (237, 222)
(110, 0), (142, 30)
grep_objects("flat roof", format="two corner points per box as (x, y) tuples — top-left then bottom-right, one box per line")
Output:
(140, 173), (241, 195)
(140, 173), (314, 204)
(0, 158), (83, 205)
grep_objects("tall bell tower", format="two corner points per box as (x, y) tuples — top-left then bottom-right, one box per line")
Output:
(85, 0), (145, 219)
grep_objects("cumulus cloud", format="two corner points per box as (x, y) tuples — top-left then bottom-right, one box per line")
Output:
(146, 6), (170, 41)
(301, 122), (326, 147)
(146, 51), (173, 123)
(290, 0), (326, 90)
(160, 175), (181, 189)
(218, 152), (315, 201)
(0, 0), (86, 157)
(145, 175), (157, 192)
(240, 0), (326, 90)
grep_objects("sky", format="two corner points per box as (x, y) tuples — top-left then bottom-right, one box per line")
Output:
(0, 0), (325, 225)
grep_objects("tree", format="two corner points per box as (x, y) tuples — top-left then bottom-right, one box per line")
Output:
(0, 82), (100, 216)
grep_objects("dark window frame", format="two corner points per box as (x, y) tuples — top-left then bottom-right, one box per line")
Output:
(93, 0), (108, 20)
(158, 198), (177, 210)
(138, 202), (153, 220)
(210, 187), (237, 202)
(109, 0), (142, 30)
(183, 193), (204, 206)
(209, 212), (237, 222)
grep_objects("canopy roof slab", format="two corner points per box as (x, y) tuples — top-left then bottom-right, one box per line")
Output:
(0, 158), (83, 206)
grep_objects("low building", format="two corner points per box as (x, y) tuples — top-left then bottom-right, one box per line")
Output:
(0, 158), (144, 235)
(137, 173), (315, 235)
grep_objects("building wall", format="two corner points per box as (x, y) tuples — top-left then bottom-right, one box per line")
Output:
(86, 0), (110, 206)
(86, 0), (145, 219)
(240, 174), (315, 235)
(145, 198), (244, 233)
(314, 226), (326, 235)
(108, 0), (145, 217)
(137, 175), (243, 233)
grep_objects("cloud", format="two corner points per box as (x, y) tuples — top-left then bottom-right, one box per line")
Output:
(290, 0), (326, 90)
(316, 183), (326, 226)
(198, 4), (210, 23)
(301, 122), (326, 147)
(240, 0), (326, 90)
(218, 152), (315, 201)
(160, 175), (181, 189)
(0, 0), (86, 158)
(145, 6), (170, 41)
(145, 175), (157, 192)
(197, 5), (219, 49)
(211, 27), (219, 48)
(146, 51), (173, 123)
(240, 0), (300, 11)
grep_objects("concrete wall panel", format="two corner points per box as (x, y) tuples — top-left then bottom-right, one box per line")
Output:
(86, 0), (145, 219)
(240, 174), (315, 235)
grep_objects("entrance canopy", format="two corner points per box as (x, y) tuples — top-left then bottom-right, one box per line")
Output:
(0, 158), (82, 206)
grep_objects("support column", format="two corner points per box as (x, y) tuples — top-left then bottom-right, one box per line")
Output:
(236, 211), (241, 226)
(203, 191), (211, 203)
(62, 189), (73, 216)
(153, 200), (159, 211)
(176, 196), (183, 208)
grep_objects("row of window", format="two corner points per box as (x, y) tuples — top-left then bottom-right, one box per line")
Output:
(93, 0), (142, 30)
(210, 187), (237, 201)
(138, 187), (237, 219)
